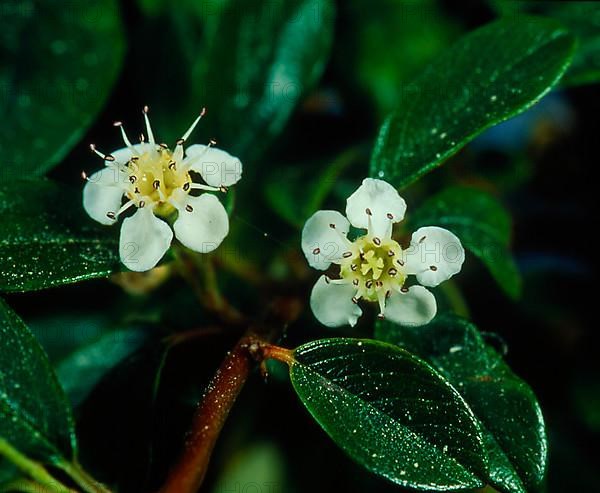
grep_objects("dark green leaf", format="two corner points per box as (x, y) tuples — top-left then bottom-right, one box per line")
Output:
(0, 180), (121, 292)
(264, 149), (360, 228)
(0, 298), (76, 464)
(56, 328), (147, 408)
(375, 313), (547, 493)
(152, 0), (335, 162)
(289, 338), (487, 491)
(369, 17), (575, 188)
(0, 0), (125, 177)
(492, 1), (600, 86)
(410, 186), (521, 299)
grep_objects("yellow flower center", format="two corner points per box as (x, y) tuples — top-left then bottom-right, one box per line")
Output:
(339, 235), (407, 302)
(125, 146), (191, 217)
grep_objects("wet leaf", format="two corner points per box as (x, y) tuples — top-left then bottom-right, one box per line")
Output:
(376, 313), (547, 493)
(369, 17), (575, 188)
(289, 338), (488, 491)
(0, 0), (125, 177)
(0, 180), (121, 292)
(0, 297), (76, 464)
(409, 186), (521, 299)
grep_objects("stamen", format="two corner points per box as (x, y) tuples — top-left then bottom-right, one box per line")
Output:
(342, 251), (353, 258)
(351, 297), (359, 304)
(329, 223), (336, 229)
(352, 279), (359, 286)
(386, 213), (394, 219)
(81, 171), (88, 181)
(142, 105), (156, 144)
(351, 264), (358, 271)
(182, 182), (190, 191)
(388, 268), (398, 276)
(400, 286), (409, 293)
(365, 208), (372, 216)
(324, 276), (330, 284)
(179, 108), (206, 143)
(219, 185), (228, 193)
(419, 235), (427, 243)
(373, 237), (381, 246)
(115, 200), (135, 217)
(396, 259), (405, 266)
(168, 160), (177, 170)
(313, 247), (321, 255)
(106, 211), (116, 220)
(430, 265), (438, 271)
(90, 144), (115, 162)
(129, 175), (137, 184)
(139, 133), (145, 143)
(365, 280), (373, 289)
(153, 179), (161, 189)
(190, 183), (221, 192)
(139, 200), (146, 208)
(185, 204), (194, 212)
(113, 121), (137, 152)
(388, 250), (395, 256)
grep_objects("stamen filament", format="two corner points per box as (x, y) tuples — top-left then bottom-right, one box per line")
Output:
(143, 106), (156, 144)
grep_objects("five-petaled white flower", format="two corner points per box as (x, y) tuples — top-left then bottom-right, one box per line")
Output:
(301, 178), (465, 328)
(83, 107), (242, 272)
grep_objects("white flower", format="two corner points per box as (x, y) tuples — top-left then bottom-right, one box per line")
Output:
(301, 178), (465, 328)
(83, 106), (242, 272)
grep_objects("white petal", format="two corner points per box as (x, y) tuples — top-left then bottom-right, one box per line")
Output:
(310, 276), (362, 328)
(185, 145), (243, 187)
(404, 226), (465, 287)
(83, 168), (125, 225)
(345, 178), (406, 238)
(173, 193), (229, 253)
(111, 143), (154, 165)
(119, 208), (173, 272)
(301, 210), (351, 270)
(385, 286), (437, 327)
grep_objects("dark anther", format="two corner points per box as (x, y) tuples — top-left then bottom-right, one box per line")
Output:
(352, 279), (359, 286)
(377, 313), (385, 320)
(105, 154), (115, 162)
(313, 247), (321, 255)
(365, 208), (373, 216)
(329, 223), (336, 229)
(183, 182), (190, 191)
(176, 138), (185, 146)
(419, 235), (427, 243)
(386, 213), (394, 219)
(168, 161), (176, 170)
(397, 259), (405, 266)
(129, 175), (137, 184)
(388, 268), (397, 276)
(375, 280), (383, 288)
(106, 212), (116, 220)
(373, 237), (381, 246)
(400, 286), (409, 293)
(352, 297), (359, 304)
(153, 180), (160, 189)
(351, 264), (358, 271)
(365, 280), (373, 289)
(139, 201), (146, 208)
(185, 204), (194, 212)
(430, 265), (438, 271)
(219, 186), (229, 193)
(343, 251), (353, 258)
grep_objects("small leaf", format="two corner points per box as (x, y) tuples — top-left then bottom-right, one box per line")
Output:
(0, 297), (76, 464)
(369, 16), (575, 188)
(0, 180), (121, 292)
(264, 149), (360, 228)
(289, 338), (487, 491)
(409, 186), (521, 299)
(375, 313), (547, 493)
(0, 0), (125, 177)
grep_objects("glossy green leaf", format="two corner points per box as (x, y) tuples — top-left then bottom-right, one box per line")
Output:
(147, 0), (335, 164)
(410, 186), (522, 299)
(369, 17), (575, 189)
(0, 298), (76, 464)
(0, 180), (121, 292)
(492, 1), (600, 86)
(289, 338), (488, 491)
(0, 0), (125, 177)
(375, 314), (547, 493)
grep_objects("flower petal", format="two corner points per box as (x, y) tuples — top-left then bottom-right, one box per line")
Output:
(83, 168), (125, 225)
(404, 226), (465, 287)
(173, 193), (229, 253)
(345, 178), (406, 238)
(185, 145), (243, 187)
(385, 286), (437, 327)
(301, 210), (351, 270)
(119, 208), (173, 272)
(310, 276), (362, 328)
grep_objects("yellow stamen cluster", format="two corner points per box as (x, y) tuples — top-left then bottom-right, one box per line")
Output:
(125, 146), (191, 217)
(339, 235), (407, 303)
